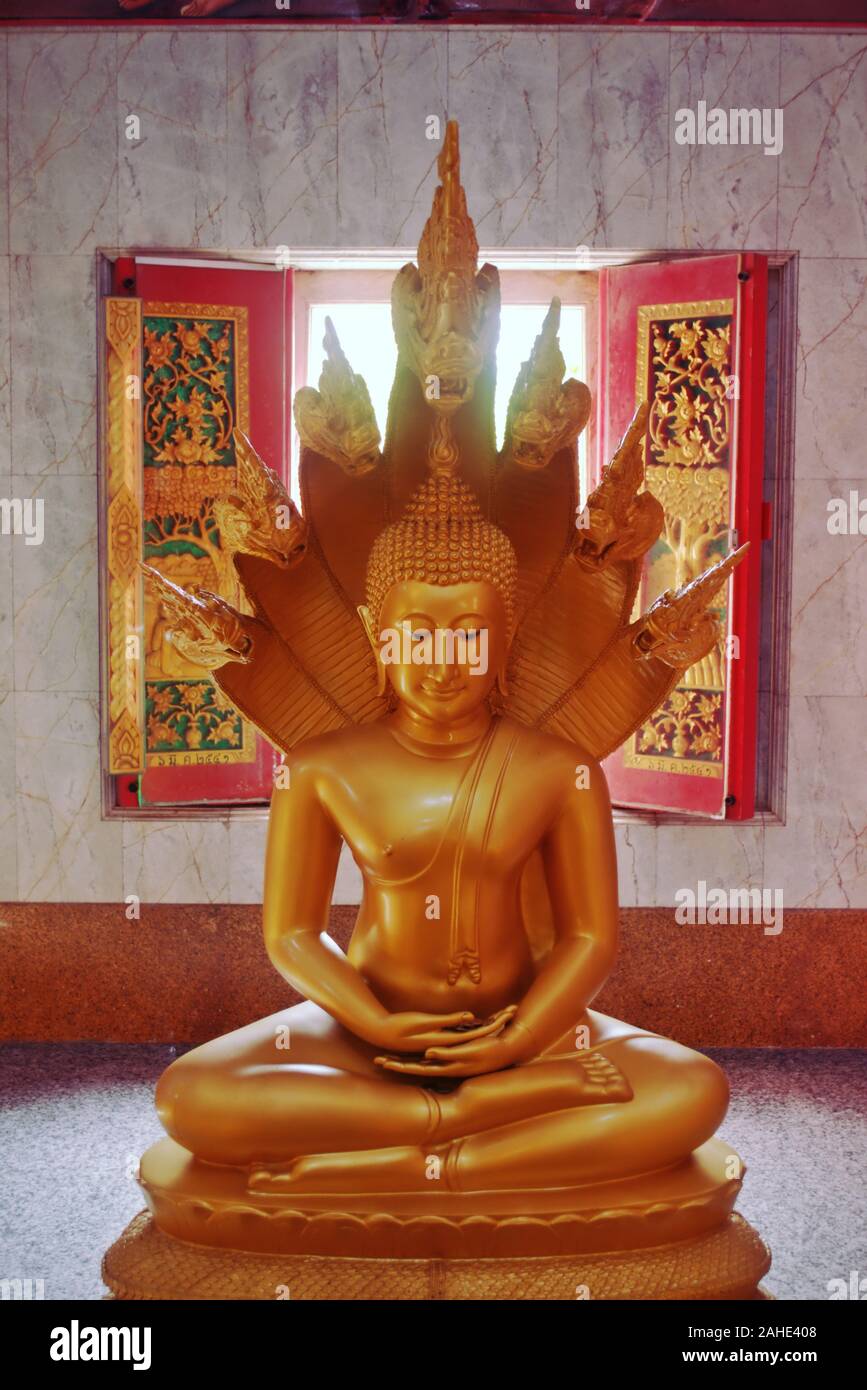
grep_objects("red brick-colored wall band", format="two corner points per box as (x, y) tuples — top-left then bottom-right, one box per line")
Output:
(1, 903), (863, 1047)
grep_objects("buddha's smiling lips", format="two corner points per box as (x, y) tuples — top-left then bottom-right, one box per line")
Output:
(420, 684), (466, 700)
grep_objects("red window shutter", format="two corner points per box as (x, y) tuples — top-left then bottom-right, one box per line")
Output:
(597, 254), (767, 820)
(111, 260), (292, 808)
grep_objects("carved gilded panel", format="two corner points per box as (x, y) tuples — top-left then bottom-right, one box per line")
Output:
(140, 303), (255, 768)
(625, 300), (735, 780)
(105, 298), (145, 775)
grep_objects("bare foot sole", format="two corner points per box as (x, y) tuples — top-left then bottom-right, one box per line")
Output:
(249, 1145), (432, 1195)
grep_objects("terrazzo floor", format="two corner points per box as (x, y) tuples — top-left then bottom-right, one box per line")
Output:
(1, 1044), (864, 1301)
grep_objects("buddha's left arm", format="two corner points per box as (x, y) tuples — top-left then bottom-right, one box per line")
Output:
(508, 754), (619, 1060)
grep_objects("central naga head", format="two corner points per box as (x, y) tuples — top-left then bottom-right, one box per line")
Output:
(391, 122), (500, 415)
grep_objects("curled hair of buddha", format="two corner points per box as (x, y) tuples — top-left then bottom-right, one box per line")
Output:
(366, 471), (517, 630)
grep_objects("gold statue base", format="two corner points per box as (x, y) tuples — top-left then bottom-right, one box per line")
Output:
(102, 1135), (771, 1299)
(103, 1210), (769, 1301)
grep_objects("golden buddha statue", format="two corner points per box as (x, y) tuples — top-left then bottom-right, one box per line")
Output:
(104, 124), (771, 1300)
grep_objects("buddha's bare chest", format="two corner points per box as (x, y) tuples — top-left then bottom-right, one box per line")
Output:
(328, 755), (546, 884)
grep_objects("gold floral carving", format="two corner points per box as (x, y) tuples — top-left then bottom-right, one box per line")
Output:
(640, 309), (733, 469)
(144, 464), (238, 517)
(105, 297), (145, 774)
(146, 681), (244, 759)
(109, 709), (144, 776)
(638, 690), (723, 761)
(142, 301), (249, 458)
(646, 466), (729, 580)
(140, 302), (256, 769)
(107, 486), (140, 584)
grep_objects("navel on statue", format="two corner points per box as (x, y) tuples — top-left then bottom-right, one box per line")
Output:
(104, 122), (771, 1301)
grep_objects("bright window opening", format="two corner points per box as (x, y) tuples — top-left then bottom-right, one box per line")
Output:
(306, 300), (586, 488)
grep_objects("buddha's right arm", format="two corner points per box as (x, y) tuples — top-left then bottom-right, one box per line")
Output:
(262, 772), (391, 1045)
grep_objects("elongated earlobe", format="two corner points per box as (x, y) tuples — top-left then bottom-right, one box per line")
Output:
(489, 661), (509, 713)
(358, 605), (388, 697)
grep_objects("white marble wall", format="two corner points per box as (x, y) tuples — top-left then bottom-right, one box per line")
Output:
(0, 24), (863, 908)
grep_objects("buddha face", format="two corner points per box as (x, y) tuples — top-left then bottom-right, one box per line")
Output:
(371, 579), (509, 724)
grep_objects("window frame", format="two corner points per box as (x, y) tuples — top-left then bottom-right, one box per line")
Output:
(97, 246), (796, 827)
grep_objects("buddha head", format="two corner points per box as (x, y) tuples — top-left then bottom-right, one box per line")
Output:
(359, 470), (517, 723)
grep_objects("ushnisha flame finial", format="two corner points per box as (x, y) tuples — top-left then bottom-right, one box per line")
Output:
(392, 121), (500, 417)
(428, 414), (460, 477)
